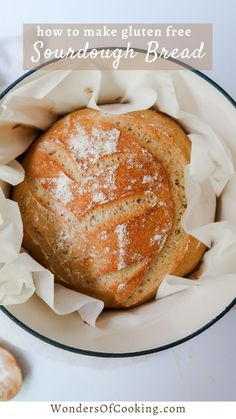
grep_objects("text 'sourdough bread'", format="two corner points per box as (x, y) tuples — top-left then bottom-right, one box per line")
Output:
(13, 109), (205, 308)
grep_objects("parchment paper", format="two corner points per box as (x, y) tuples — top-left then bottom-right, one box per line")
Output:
(0, 63), (234, 326)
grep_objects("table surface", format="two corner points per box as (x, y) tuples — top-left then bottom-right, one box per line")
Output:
(0, 0), (235, 402)
(0, 307), (235, 401)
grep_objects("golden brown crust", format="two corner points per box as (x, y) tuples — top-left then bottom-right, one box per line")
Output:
(101, 110), (206, 307)
(13, 108), (206, 308)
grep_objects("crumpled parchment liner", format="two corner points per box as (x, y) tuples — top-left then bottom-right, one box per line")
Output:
(0, 64), (235, 326)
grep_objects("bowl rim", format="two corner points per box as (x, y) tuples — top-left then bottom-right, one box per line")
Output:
(1, 299), (235, 358)
(0, 50), (235, 358)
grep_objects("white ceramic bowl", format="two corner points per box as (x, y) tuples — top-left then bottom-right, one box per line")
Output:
(0, 57), (236, 358)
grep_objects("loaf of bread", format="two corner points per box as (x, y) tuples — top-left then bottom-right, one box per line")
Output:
(13, 108), (205, 308)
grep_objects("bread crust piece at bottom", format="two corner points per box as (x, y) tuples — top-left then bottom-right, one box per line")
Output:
(0, 347), (22, 401)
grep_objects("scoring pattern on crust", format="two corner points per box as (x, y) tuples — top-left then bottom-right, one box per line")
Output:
(14, 110), (174, 304)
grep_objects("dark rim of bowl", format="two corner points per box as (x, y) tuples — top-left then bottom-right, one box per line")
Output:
(0, 49), (235, 358)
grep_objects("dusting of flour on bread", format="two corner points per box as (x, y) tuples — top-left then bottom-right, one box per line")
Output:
(115, 223), (127, 270)
(39, 172), (73, 204)
(93, 191), (107, 203)
(68, 124), (120, 163)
